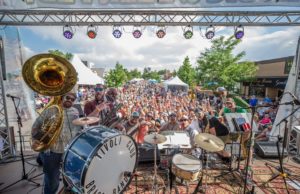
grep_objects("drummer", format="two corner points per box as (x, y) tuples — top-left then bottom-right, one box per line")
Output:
(208, 116), (231, 159)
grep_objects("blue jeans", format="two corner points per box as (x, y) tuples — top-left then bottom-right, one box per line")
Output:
(40, 151), (63, 194)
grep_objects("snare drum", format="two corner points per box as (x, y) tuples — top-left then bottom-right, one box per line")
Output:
(62, 126), (138, 194)
(172, 153), (201, 181)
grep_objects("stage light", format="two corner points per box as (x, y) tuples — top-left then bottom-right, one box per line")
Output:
(156, 27), (166, 39)
(183, 26), (193, 39)
(112, 26), (122, 38)
(235, 25), (244, 39)
(87, 25), (97, 39)
(205, 25), (215, 39)
(63, 25), (74, 39)
(133, 29), (142, 39)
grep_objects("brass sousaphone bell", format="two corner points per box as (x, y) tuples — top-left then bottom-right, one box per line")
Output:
(22, 54), (77, 152)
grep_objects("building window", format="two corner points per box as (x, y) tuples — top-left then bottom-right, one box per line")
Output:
(249, 86), (265, 97)
(284, 59), (293, 74)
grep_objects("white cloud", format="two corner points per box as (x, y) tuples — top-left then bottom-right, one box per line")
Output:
(22, 46), (35, 58)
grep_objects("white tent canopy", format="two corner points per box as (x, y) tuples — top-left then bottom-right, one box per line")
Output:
(70, 54), (104, 85)
(163, 76), (189, 91)
(129, 78), (144, 83)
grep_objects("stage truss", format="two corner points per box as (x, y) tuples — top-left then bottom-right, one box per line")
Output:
(0, 10), (300, 26)
(0, 37), (11, 160)
(0, 8), (300, 160)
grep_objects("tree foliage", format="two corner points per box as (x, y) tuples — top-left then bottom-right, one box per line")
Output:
(127, 68), (142, 81)
(196, 36), (257, 91)
(48, 49), (73, 60)
(142, 67), (161, 82)
(104, 62), (127, 87)
(177, 56), (196, 87)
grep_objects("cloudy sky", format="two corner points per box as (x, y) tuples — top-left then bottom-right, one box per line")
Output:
(18, 21), (300, 72)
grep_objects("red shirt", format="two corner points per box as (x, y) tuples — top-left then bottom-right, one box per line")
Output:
(136, 125), (149, 144)
(84, 100), (98, 116)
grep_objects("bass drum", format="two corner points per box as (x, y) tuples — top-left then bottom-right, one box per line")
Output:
(62, 126), (137, 194)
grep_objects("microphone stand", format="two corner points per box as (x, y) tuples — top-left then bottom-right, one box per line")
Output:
(0, 96), (40, 192)
(261, 104), (300, 194)
(243, 100), (299, 194)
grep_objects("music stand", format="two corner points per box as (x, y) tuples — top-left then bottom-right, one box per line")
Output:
(0, 96), (40, 192)
(261, 106), (300, 194)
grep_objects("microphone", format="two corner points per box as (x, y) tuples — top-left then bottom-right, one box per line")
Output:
(6, 94), (20, 99)
(285, 91), (300, 105)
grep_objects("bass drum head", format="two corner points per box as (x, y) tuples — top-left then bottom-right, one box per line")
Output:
(83, 134), (137, 194)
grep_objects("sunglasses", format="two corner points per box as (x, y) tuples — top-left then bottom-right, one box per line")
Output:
(180, 119), (188, 122)
(65, 96), (75, 102)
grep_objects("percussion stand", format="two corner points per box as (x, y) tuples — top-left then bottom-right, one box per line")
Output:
(193, 149), (208, 194)
(152, 133), (159, 194)
(214, 132), (243, 187)
(0, 96), (40, 193)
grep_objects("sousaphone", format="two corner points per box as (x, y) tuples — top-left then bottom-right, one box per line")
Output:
(22, 53), (77, 152)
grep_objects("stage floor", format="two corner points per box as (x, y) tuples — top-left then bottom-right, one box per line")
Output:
(0, 152), (300, 194)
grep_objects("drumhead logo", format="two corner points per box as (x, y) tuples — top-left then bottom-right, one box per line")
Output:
(84, 135), (137, 194)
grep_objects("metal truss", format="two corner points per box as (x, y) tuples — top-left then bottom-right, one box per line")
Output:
(0, 10), (300, 26)
(0, 37), (12, 160)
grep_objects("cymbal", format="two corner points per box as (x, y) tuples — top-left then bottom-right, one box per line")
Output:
(72, 117), (99, 126)
(144, 133), (167, 145)
(194, 133), (225, 152)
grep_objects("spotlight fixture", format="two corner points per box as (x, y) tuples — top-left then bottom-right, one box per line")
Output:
(183, 26), (193, 39)
(132, 27), (142, 39)
(205, 25), (215, 39)
(63, 25), (74, 39)
(156, 27), (166, 39)
(235, 25), (244, 39)
(87, 25), (98, 39)
(112, 26), (122, 38)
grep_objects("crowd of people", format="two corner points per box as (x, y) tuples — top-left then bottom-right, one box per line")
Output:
(34, 80), (279, 194)
(81, 81), (279, 157)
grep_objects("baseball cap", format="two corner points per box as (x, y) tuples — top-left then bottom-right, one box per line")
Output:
(132, 111), (140, 118)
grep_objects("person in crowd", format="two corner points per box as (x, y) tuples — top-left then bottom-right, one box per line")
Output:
(115, 111), (140, 137)
(263, 95), (272, 104)
(219, 98), (247, 115)
(249, 95), (258, 107)
(106, 88), (118, 105)
(255, 124), (273, 141)
(83, 90), (110, 125)
(179, 115), (190, 130)
(32, 92), (80, 194)
(259, 113), (272, 128)
(160, 112), (181, 131)
(136, 120), (150, 144)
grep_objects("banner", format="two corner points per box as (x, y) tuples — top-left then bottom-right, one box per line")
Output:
(1, 0), (300, 9)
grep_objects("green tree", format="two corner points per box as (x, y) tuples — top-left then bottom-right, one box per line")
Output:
(142, 67), (161, 82)
(172, 70), (177, 77)
(177, 56), (196, 87)
(48, 49), (73, 60)
(196, 36), (257, 91)
(157, 69), (167, 75)
(104, 62), (127, 87)
(127, 68), (142, 81)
